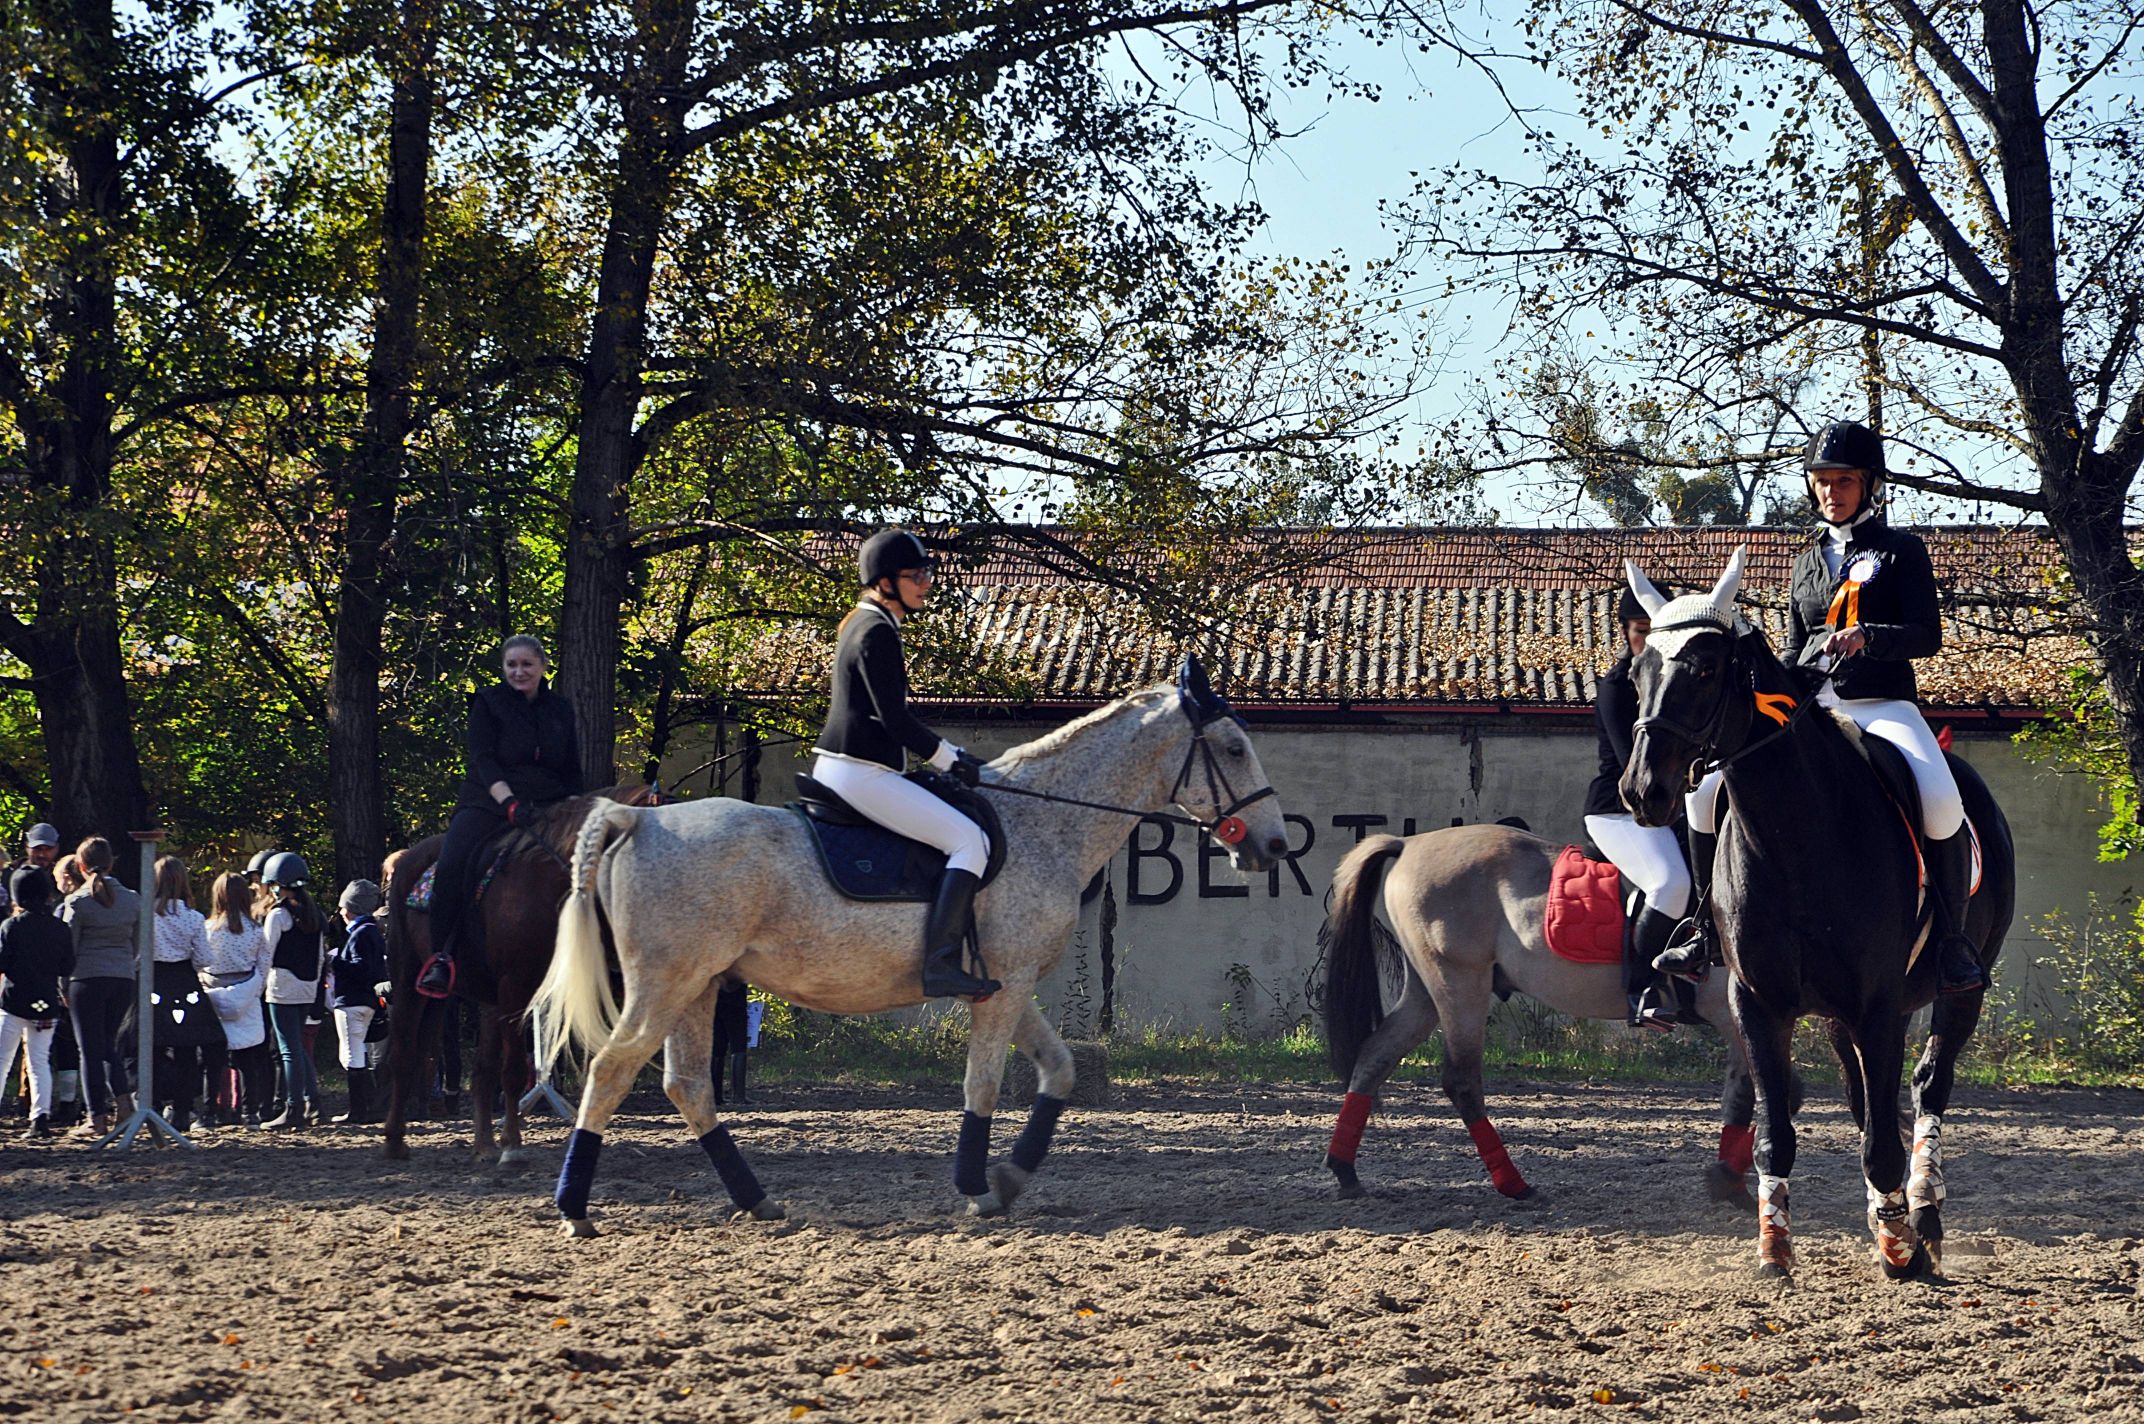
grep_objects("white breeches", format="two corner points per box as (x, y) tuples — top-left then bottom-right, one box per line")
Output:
(332, 1005), (375, 1071)
(1684, 693), (1962, 840)
(0, 1012), (57, 1117)
(1583, 814), (1693, 919)
(810, 754), (990, 875)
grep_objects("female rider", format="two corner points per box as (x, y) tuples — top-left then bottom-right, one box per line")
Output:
(416, 635), (583, 998)
(1656, 420), (1984, 994)
(809, 529), (998, 1000)
(1584, 585), (1691, 1030)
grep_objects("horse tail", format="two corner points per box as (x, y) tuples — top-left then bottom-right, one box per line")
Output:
(1324, 833), (1406, 1083)
(532, 798), (638, 1073)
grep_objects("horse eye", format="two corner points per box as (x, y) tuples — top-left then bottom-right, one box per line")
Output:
(1228, 742), (1246, 758)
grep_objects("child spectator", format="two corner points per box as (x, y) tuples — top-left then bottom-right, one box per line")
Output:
(327, 880), (387, 1125)
(259, 854), (325, 1129)
(149, 855), (221, 1132)
(62, 837), (141, 1139)
(200, 871), (273, 1127)
(0, 866), (74, 1138)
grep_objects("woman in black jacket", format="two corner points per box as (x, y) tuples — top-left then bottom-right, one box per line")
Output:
(1662, 421), (1982, 994)
(0, 865), (74, 1138)
(808, 530), (996, 1000)
(417, 635), (583, 998)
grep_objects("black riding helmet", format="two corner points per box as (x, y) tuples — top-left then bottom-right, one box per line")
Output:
(1617, 585), (1650, 627)
(1804, 420), (1885, 524)
(857, 528), (933, 587)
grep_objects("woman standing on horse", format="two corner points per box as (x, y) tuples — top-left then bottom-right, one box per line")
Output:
(1584, 586), (1691, 1030)
(416, 635), (583, 999)
(809, 529), (998, 1000)
(1657, 420), (1984, 995)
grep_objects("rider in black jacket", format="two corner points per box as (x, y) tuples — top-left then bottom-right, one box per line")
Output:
(1658, 422), (1983, 994)
(809, 530), (998, 1000)
(416, 635), (584, 998)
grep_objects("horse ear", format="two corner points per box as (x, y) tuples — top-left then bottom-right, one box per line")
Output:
(1709, 545), (1748, 622)
(1180, 652), (1213, 704)
(1623, 560), (1668, 617)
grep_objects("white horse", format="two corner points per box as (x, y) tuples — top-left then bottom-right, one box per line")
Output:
(532, 656), (1289, 1235)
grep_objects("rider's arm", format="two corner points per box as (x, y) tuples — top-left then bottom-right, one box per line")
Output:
(466, 692), (512, 799)
(1859, 534), (1942, 661)
(859, 620), (957, 768)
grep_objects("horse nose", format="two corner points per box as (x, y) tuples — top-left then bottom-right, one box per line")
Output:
(1265, 835), (1288, 856)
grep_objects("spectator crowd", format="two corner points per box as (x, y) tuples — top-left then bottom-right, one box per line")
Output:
(0, 822), (404, 1141)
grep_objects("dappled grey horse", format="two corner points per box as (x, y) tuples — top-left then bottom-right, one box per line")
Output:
(532, 657), (1289, 1235)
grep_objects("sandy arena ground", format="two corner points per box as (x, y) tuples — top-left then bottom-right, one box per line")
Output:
(3, 1078), (2141, 1422)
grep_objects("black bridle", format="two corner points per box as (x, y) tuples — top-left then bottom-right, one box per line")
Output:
(977, 697), (1277, 845)
(1633, 618), (1829, 787)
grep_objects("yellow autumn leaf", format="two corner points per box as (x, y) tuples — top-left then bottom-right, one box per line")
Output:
(552, 1317), (570, 1329)
(1592, 1387), (1614, 1404)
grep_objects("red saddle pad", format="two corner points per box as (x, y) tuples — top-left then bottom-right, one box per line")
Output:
(1544, 845), (1624, 965)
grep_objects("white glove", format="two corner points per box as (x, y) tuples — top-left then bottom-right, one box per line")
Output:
(373, 982), (393, 999)
(927, 739), (959, 772)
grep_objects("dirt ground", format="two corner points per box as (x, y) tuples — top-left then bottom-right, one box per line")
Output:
(3, 1077), (2141, 1423)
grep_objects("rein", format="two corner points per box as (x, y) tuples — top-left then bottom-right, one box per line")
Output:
(1633, 619), (1833, 782)
(977, 712), (1276, 845)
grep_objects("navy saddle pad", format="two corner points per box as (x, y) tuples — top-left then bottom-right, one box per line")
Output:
(790, 771), (1005, 901)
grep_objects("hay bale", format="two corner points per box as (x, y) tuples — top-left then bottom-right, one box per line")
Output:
(1003, 1038), (1111, 1106)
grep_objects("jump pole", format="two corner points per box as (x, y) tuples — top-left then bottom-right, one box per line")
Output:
(96, 830), (195, 1150)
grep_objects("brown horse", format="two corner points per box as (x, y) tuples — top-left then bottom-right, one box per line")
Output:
(381, 783), (655, 1163)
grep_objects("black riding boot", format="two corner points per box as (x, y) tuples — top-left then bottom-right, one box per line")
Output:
(919, 869), (1000, 999)
(728, 1050), (749, 1105)
(1925, 828), (1985, 995)
(1653, 830), (1718, 980)
(1626, 906), (1681, 1031)
(332, 1068), (374, 1125)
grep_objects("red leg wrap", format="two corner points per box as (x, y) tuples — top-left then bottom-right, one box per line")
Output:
(1718, 1123), (1755, 1177)
(1467, 1117), (1529, 1197)
(1328, 1092), (1373, 1163)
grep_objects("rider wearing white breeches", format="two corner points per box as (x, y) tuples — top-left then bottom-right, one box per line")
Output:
(813, 529), (998, 999)
(1663, 421), (1982, 994)
(1585, 586), (1694, 1028)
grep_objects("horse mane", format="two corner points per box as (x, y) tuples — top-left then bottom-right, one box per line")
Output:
(514, 781), (658, 866)
(990, 685), (1176, 773)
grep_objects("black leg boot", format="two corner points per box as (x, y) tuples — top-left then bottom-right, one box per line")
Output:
(728, 1050), (749, 1105)
(1627, 906), (1681, 1032)
(919, 869), (1000, 999)
(1653, 830), (1718, 980)
(332, 1068), (373, 1125)
(1925, 828), (1985, 995)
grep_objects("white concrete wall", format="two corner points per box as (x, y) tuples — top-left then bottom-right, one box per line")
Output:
(661, 716), (2120, 1035)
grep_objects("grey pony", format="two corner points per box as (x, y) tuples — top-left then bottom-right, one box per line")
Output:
(532, 663), (1288, 1236)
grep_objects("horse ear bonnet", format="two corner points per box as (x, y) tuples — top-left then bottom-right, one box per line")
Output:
(1177, 652), (1243, 728)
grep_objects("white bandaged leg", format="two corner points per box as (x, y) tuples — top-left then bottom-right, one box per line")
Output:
(811, 755), (990, 875)
(1684, 770), (1725, 836)
(1584, 814), (1693, 919)
(1821, 693), (1965, 840)
(1908, 1113), (1945, 1212)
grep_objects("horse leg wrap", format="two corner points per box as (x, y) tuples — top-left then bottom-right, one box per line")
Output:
(698, 1126), (767, 1211)
(1757, 1172), (1793, 1272)
(1466, 1117), (1529, 1198)
(1867, 1182), (1919, 1273)
(1327, 1091), (1373, 1164)
(1718, 1123), (1756, 1178)
(555, 1128), (603, 1220)
(1009, 1094), (1066, 1174)
(954, 1111), (992, 1197)
(1907, 1114), (1945, 1213)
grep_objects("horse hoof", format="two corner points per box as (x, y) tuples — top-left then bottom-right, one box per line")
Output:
(560, 1216), (599, 1240)
(966, 1192), (1009, 1219)
(1335, 1180), (1366, 1201)
(1705, 1162), (1755, 1207)
(1756, 1261), (1792, 1281)
(383, 1140), (410, 1162)
(988, 1162), (1031, 1211)
(1881, 1241), (1932, 1282)
(1505, 1184), (1542, 1205)
(497, 1147), (535, 1171)
(1924, 1241), (1944, 1278)
(734, 1199), (785, 1223)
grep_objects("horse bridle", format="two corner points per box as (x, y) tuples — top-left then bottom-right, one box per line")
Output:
(977, 697), (1277, 845)
(1633, 618), (1825, 787)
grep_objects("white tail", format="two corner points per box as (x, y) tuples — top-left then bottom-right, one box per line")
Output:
(532, 798), (637, 1073)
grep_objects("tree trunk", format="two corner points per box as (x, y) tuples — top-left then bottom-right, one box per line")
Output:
(0, 0), (150, 870)
(329, 3), (435, 887)
(554, 0), (697, 786)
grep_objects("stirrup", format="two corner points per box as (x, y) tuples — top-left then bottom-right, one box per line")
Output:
(416, 953), (457, 1000)
(1935, 936), (1985, 996)
(1628, 988), (1677, 1034)
(1652, 921), (1714, 982)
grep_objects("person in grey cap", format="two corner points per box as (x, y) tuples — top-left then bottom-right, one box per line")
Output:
(23, 824), (61, 863)
(326, 880), (388, 1124)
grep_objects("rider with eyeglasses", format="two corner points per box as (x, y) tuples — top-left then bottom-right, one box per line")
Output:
(1657, 421), (1984, 996)
(810, 530), (999, 1000)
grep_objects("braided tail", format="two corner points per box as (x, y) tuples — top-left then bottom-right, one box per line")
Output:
(532, 797), (637, 1073)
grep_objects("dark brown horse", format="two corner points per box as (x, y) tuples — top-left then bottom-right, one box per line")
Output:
(381, 784), (655, 1163)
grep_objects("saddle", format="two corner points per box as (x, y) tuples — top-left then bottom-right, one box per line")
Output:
(403, 833), (517, 1003)
(790, 770), (1006, 901)
(1545, 845), (1701, 1021)
(1846, 728), (1983, 899)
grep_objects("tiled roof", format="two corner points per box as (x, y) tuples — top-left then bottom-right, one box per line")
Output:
(727, 526), (2080, 713)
